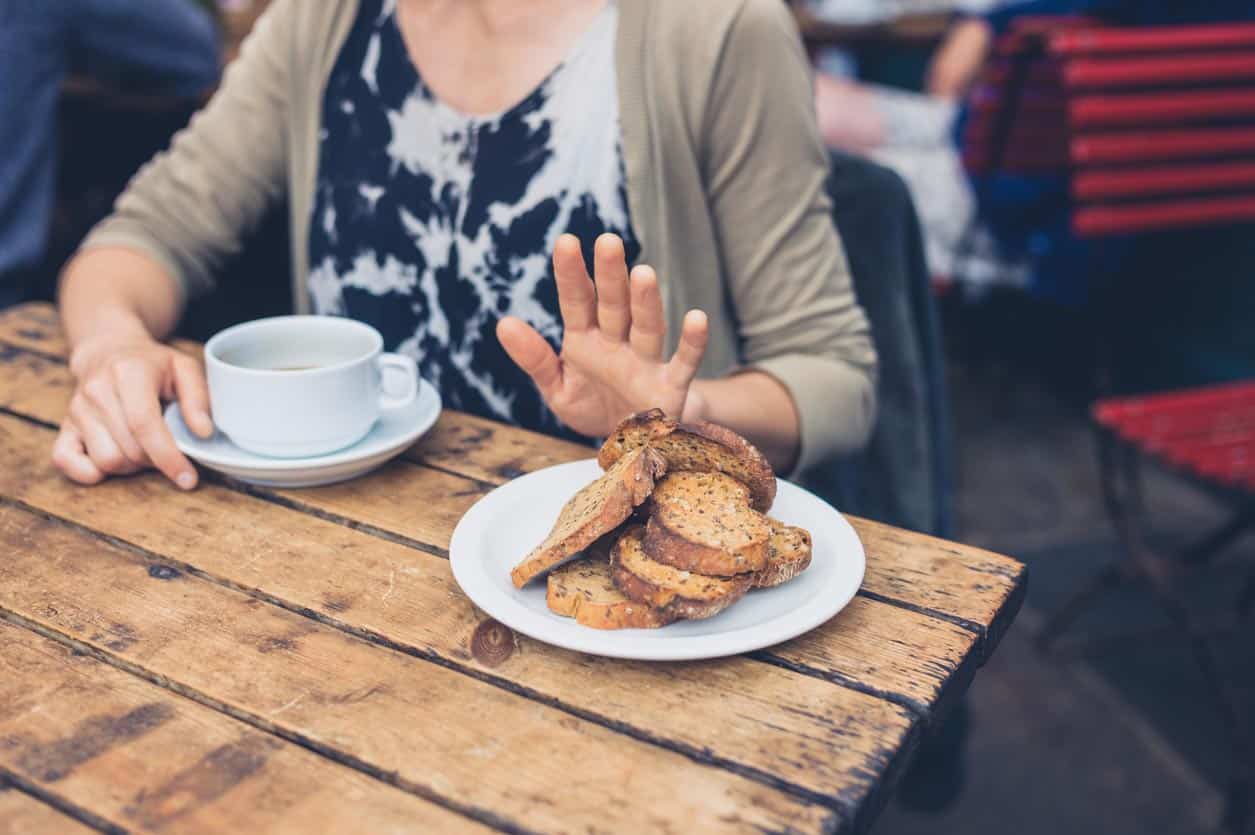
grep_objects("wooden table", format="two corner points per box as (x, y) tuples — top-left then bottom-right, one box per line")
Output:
(0, 302), (1026, 834)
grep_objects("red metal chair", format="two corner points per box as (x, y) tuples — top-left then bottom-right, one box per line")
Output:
(1079, 385), (1255, 835)
(964, 19), (1255, 834)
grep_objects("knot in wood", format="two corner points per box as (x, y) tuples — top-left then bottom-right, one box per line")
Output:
(147, 564), (181, 581)
(470, 619), (515, 667)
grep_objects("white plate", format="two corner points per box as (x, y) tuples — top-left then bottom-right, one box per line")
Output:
(450, 459), (865, 661)
(165, 379), (442, 488)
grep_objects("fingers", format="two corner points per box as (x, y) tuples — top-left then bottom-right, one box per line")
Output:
(113, 360), (198, 490)
(552, 234), (597, 333)
(51, 422), (104, 485)
(79, 376), (145, 466)
(497, 317), (563, 401)
(171, 353), (214, 438)
(628, 265), (666, 361)
(68, 395), (138, 475)
(594, 234), (631, 342)
(664, 310), (709, 389)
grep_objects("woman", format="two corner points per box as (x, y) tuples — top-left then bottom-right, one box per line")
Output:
(54, 0), (877, 491)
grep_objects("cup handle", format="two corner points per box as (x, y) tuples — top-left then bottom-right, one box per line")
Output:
(377, 353), (419, 412)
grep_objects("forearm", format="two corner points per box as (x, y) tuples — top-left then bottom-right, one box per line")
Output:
(687, 372), (800, 475)
(59, 247), (184, 375)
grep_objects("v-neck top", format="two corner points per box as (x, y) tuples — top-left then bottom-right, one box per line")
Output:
(84, 0), (878, 475)
(307, 0), (638, 436)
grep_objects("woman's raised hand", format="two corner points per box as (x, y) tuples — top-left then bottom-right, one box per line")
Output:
(497, 233), (709, 439)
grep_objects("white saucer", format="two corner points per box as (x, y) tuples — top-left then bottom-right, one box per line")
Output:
(165, 380), (442, 488)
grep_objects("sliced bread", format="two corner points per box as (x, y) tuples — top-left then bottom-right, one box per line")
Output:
(643, 472), (771, 576)
(610, 526), (750, 620)
(546, 557), (675, 630)
(597, 409), (776, 512)
(753, 519), (813, 588)
(510, 446), (667, 588)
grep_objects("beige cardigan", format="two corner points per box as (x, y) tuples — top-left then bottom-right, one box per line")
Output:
(83, 0), (877, 473)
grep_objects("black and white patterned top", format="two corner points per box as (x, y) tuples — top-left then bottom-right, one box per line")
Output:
(308, 0), (638, 436)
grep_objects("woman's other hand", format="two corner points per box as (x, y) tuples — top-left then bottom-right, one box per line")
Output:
(54, 335), (213, 489)
(497, 233), (709, 439)
(926, 16), (994, 99)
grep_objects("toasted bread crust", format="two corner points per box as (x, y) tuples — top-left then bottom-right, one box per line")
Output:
(610, 527), (750, 620)
(643, 472), (770, 576)
(753, 520), (813, 588)
(546, 558), (674, 629)
(597, 410), (777, 512)
(596, 409), (672, 469)
(510, 447), (667, 588)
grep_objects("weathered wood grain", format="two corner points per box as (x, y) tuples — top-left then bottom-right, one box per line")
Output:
(851, 516), (1027, 656)
(409, 409), (592, 484)
(0, 789), (96, 835)
(0, 622), (488, 834)
(0, 340), (987, 706)
(765, 596), (978, 715)
(0, 335), (1023, 659)
(0, 301), (1028, 832)
(0, 452), (926, 824)
(0, 303), (199, 363)
(0, 304), (66, 358)
(0, 506), (835, 835)
(0, 404), (975, 718)
(0, 345), (72, 424)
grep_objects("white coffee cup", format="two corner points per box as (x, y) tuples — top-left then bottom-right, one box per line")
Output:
(204, 316), (419, 458)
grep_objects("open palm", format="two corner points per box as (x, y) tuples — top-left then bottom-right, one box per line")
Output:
(497, 234), (709, 439)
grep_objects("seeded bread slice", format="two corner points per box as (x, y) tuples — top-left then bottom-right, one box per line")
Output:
(598, 409), (777, 512)
(510, 446), (667, 588)
(643, 472), (771, 576)
(610, 527), (750, 620)
(753, 519), (813, 588)
(546, 557), (675, 630)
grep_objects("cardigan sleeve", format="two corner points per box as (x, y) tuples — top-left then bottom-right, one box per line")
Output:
(700, 0), (878, 474)
(79, 0), (296, 304)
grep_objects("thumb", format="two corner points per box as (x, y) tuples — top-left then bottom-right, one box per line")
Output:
(497, 317), (563, 401)
(171, 352), (214, 438)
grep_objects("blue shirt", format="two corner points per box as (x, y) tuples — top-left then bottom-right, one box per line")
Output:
(0, 0), (221, 303)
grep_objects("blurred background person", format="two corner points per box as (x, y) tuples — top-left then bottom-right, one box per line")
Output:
(0, 0), (220, 309)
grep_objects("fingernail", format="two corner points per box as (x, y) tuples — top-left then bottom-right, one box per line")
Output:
(176, 472), (196, 490)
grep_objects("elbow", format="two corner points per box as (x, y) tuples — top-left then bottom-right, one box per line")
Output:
(748, 351), (878, 477)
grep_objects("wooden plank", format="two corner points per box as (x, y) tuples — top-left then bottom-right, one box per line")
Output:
(410, 410), (592, 485)
(0, 398), (974, 713)
(0, 305), (1022, 652)
(0, 789), (96, 835)
(0, 344), (987, 720)
(0, 504), (839, 834)
(0, 304), (65, 358)
(0, 450), (910, 831)
(764, 596), (979, 716)
(0, 344), (73, 424)
(0, 622), (488, 834)
(0, 335), (1025, 658)
(0, 303), (198, 361)
(852, 517), (1027, 656)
